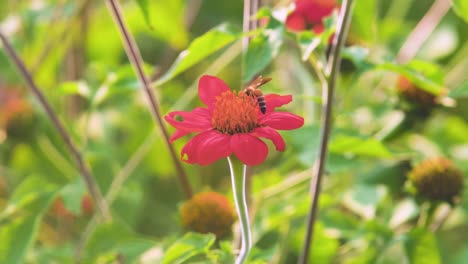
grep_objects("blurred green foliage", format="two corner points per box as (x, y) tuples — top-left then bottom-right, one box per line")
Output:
(0, 0), (467, 263)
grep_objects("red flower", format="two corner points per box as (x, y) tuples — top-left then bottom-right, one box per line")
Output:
(286, 0), (339, 33)
(165, 75), (304, 166)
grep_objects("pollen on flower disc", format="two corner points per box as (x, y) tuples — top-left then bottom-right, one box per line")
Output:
(180, 191), (236, 238)
(211, 90), (259, 135)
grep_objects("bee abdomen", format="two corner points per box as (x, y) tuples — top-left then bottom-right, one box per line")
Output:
(257, 96), (266, 114)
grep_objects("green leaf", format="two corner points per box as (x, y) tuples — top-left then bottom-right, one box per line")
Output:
(155, 24), (240, 85)
(375, 240), (409, 264)
(57, 81), (91, 98)
(329, 135), (392, 158)
(0, 176), (59, 264)
(150, 0), (188, 48)
(449, 82), (468, 98)
(289, 222), (339, 264)
(404, 228), (441, 264)
(83, 221), (155, 264)
(343, 184), (387, 219)
(452, 0), (468, 22)
(60, 178), (86, 215)
(288, 124), (322, 166)
(341, 46), (371, 70)
(162, 232), (216, 264)
(93, 65), (145, 107)
(350, 0), (377, 43)
(378, 60), (445, 95)
(297, 31), (321, 61)
(243, 16), (285, 83)
(136, 0), (151, 28)
(453, 244), (468, 264)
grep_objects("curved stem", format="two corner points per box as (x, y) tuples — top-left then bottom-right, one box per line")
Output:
(227, 157), (252, 264)
(0, 31), (111, 221)
(104, 0), (193, 199)
(299, 0), (355, 263)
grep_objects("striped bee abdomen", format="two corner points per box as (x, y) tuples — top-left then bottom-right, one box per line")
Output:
(257, 95), (266, 114)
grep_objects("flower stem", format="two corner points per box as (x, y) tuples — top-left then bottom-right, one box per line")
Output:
(397, 0), (451, 63)
(0, 31), (111, 221)
(104, 0), (193, 199)
(299, 0), (355, 263)
(227, 156), (252, 264)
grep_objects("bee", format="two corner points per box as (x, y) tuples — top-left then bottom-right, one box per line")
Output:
(242, 75), (272, 114)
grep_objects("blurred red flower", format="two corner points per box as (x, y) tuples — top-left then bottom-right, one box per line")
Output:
(0, 88), (30, 129)
(165, 75), (304, 166)
(286, 0), (339, 33)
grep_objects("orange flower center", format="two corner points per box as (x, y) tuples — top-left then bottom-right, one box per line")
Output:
(212, 90), (259, 134)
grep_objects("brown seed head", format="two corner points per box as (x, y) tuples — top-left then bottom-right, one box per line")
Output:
(408, 157), (464, 203)
(397, 76), (437, 107)
(180, 192), (236, 238)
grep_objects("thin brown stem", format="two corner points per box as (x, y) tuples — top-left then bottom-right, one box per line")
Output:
(397, 0), (451, 63)
(298, 0), (355, 263)
(242, 0), (253, 53)
(0, 32), (111, 221)
(104, 0), (193, 199)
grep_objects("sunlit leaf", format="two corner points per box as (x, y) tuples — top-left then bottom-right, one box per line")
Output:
(350, 0), (377, 43)
(343, 184), (387, 219)
(448, 82), (468, 98)
(93, 64), (147, 107)
(341, 46), (371, 70)
(136, 0), (151, 28)
(60, 178), (86, 215)
(329, 135), (392, 158)
(404, 228), (441, 264)
(298, 31), (321, 61)
(375, 240), (410, 264)
(83, 221), (155, 264)
(57, 81), (91, 98)
(155, 24), (240, 85)
(0, 176), (59, 264)
(378, 60), (445, 95)
(162, 232), (215, 264)
(452, 0), (468, 22)
(288, 124), (321, 165)
(243, 15), (284, 83)
(289, 221), (339, 264)
(150, 0), (188, 48)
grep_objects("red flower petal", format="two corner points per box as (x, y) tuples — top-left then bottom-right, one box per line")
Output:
(165, 107), (212, 142)
(231, 134), (268, 166)
(313, 24), (325, 34)
(261, 112), (304, 130)
(285, 13), (307, 32)
(252, 127), (286, 151)
(263, 94), (292, 113)
(303, 1), (338, 23)
(198, 75), (230, 109)
(182, 130), (231, 165)
(170, 129), (192, 142)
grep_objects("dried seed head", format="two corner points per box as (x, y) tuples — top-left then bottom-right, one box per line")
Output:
(397, 76), (437, 108)
(408, 157), (464, 203)
(180, 192), (236, 239)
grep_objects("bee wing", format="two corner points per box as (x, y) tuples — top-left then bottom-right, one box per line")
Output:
(246, 75), (272, 89)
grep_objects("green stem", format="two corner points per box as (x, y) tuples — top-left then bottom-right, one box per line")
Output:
(227, 156), (251, 264)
